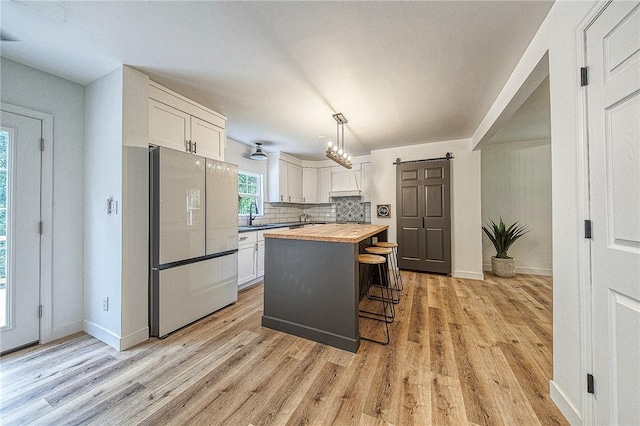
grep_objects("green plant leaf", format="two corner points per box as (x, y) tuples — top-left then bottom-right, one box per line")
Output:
(482, 218), (529, 258)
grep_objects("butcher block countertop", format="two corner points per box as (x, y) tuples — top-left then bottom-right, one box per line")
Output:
(263, 223), (389, 244)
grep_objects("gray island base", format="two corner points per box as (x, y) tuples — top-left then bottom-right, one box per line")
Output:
(262, 224), (389, 353)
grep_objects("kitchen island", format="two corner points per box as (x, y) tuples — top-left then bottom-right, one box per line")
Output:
(262, 224), (388, 352)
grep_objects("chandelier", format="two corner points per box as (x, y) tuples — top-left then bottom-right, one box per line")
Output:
(326, 113), (352, 169)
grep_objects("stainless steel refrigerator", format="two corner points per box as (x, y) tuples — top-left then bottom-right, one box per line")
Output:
(149, 146), (238, 337)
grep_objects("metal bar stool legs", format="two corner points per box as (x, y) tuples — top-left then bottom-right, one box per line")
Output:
(374, 241), (403, 292)
(365, 246), (400, 304)
(358, 254), (391, 345)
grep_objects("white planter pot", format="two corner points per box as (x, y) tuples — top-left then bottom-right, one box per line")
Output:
(491, 256), (515, 278)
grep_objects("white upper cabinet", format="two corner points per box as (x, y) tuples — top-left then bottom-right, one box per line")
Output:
(269, 153), (369, 204)
(148, 81), (226, 161)
(288, 163), (303, 203)
(302, 167), (318, 204)
(319, 167), (332, 203)
(149, 99), (190, 153)
(268, 153), (303, 203)
(191, 116), (224, 160)
(361, 163), (372, 202)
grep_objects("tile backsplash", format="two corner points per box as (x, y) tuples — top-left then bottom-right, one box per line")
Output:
(239, 199), (371, 226)
(335, 196), (369, 223)
(239, 203), (336, 226)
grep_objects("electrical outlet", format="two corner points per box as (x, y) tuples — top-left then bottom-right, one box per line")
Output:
(102, 296), (109, 311)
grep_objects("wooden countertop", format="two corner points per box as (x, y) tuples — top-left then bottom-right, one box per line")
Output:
(263, 223), (388, 243)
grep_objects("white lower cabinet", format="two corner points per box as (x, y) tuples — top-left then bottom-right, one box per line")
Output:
(256, 240), (265, 277)
(237, 231), (265, 287)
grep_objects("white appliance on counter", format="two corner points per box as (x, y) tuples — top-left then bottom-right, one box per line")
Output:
(149, 146), (239, 337)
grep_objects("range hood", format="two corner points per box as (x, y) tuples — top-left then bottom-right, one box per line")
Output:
(330, 167), (362, 198)
(330, 189), (361, 198)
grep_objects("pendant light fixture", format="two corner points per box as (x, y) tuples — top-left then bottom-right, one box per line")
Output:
(326, 113), (352, 169)
(250, 142), (268, 160)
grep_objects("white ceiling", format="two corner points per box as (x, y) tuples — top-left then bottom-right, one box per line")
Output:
(0, 1), (553, 160)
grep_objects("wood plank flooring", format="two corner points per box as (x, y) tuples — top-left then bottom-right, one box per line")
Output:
(0, 272), (567, 425)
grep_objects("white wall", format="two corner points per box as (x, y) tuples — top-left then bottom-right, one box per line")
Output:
(472, 1), (599, 423)
(84, 66), (149, 350)
(84, 68), (124, 345)
(481, 139), (552, 275)
(120, 67), (150, 348)
(0, 57), (85, 340)
(226, 138), (269, 181)
(371, 138), (483, 280)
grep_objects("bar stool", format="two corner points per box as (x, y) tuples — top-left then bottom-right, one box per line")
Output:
(358, 254), (391, 345)
(365, 246), (400, 304)
(374, 241), (403, 291)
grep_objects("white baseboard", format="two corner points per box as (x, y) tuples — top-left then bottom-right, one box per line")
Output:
(83, 320), (149, 351)
(120, 327), (149, 350)
(452, 270), (485, 280)
(83, 320), (121, 351)
(51, 320), (83, 341)
(482, 263), (553, 276)
(550, 380), (582, 425)
(238, 277), (263, 291)
(516, 266), (552, 276)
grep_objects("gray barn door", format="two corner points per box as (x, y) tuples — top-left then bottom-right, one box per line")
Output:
(396, 160), (451, 274)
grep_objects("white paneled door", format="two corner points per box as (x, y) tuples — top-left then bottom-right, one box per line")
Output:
(0, 110), (42, 353)
(586, 2), (640, 425)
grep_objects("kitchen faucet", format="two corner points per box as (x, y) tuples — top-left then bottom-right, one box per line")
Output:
(249, 200), (258, 226)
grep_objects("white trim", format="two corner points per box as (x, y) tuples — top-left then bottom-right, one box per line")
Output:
(238, 277), (263, 291)
(452, 270), (484, 281)
(551, 380), (583, 425)
(83, 319), (121, 351)
(120, 327), (149, 350)
(83, 320), (149, 352)
(0, 103), (54, 345)
(482, 263), (552, 276)
(575, 2), (611, 424)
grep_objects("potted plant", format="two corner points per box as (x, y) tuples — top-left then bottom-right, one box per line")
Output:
(482, 218), (528, 278)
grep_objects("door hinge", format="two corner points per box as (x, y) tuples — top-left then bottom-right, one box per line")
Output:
(39, 221), (44, 235)
(580, 67), (589, 86)
(584, 220), (592, 239)
(40, 138), (45, 151)
(587, 373), (595, 394)
(38, 305), (43, 318)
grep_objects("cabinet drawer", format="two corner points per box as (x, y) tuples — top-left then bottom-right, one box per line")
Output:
(238, 232), (257, 245)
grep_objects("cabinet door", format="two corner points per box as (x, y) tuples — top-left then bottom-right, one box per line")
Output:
(278, 160), (288, 202)
(238, 243), (257, 285)
(256, 241), (265, 277)
(288, 163), (303, 203)
(361, 163), (372, 202)
(319, 167), (332, 203)
(191, 116), (225, 161)
(302, 167), (318, 203)
(149, 99), (190, 152)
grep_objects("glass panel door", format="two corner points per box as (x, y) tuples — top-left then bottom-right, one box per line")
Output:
(0, 130), (8, 328)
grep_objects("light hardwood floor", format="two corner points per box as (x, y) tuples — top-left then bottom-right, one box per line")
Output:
(0, 272), (567, 425)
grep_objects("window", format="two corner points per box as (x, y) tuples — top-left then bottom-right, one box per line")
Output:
(238, 170), (263, 216)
